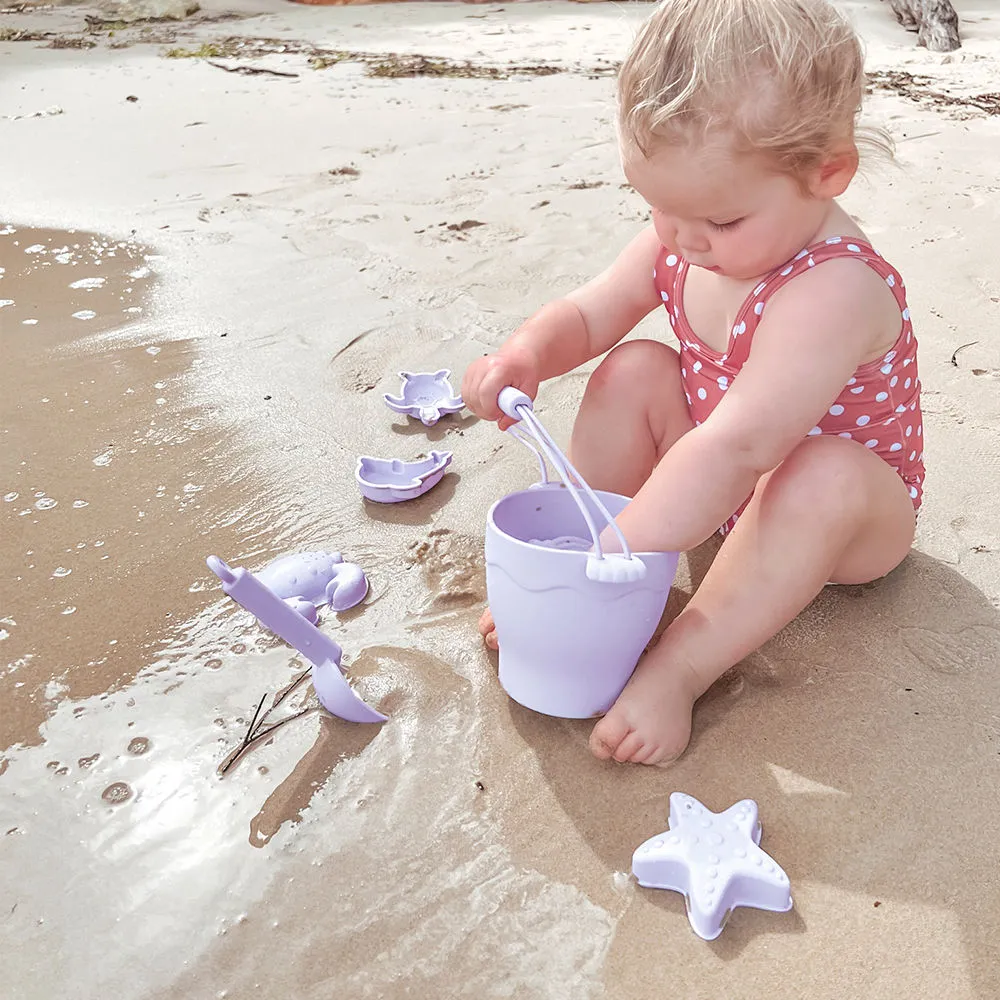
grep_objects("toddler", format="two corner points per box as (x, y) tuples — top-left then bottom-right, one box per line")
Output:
(462, 0), (924, 765)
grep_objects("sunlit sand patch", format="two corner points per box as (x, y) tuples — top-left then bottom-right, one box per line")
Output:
(766, 763), (849, 796)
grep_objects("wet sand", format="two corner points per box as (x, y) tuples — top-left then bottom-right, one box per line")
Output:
(2, 2), (1000, 998)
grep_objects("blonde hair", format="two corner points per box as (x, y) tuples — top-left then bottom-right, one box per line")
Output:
(618, 0), (892, 175)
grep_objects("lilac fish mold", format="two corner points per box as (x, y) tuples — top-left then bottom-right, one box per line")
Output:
(356, 450), (453, 503)
(207, 555), (386, 724)
(256, 550), (368, 623)
(383, 370), (464, 426)
(632, 793), (793, 940)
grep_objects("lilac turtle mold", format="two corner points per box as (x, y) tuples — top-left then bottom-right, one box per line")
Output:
(383, 370), (464, 426)
(632, 793), (792, 940)
(485, 387), (678, 718)
(356, 450), (452, 503)
(257, 550), (368, 623)
(207, 555), (386, 724)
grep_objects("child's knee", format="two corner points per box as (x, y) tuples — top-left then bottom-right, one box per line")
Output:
(764, 437), (872, 522)
(587, 340), (679, 397)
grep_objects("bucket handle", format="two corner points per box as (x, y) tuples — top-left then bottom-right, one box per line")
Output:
(498, 387), (647, 583)
(506, 423), (551, 486)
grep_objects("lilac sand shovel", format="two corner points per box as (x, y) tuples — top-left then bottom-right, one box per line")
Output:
(207, 556), (386, 724)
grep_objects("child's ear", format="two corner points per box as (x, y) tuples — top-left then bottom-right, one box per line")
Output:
(810, 148), (859, 199)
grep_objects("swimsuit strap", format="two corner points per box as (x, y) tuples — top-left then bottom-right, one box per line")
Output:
(726, 237), (908, 368)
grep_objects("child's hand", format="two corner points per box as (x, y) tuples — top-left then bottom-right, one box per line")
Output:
(462, 228), (664, 431)
(462, 347), (540, 430)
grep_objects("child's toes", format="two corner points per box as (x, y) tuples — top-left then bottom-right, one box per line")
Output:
(589, 713), (633, 760)
(478, 608), (495, 637)
(633, 742), (662, 765)
(644, 732), (689, 766)
(612, 730), (649, 763)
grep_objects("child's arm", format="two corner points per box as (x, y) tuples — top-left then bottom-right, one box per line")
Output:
(462, 226), (663, 425)
(613, 259), (897, 552)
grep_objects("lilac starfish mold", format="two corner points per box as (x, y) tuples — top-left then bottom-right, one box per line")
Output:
(383, 370), (464, 426)
(632, 793), (792, 940)
(356, 450), (452, 503)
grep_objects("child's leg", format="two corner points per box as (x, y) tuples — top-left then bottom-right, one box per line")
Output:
(566, 339), (695, 496)
(590, 435), (917, 764)
(478, 339), (693, 648)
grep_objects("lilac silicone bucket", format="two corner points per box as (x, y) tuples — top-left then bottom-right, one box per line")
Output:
(486, 485), (678, 718)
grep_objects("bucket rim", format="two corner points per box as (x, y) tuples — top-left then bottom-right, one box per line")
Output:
(486, 487), (677, 561)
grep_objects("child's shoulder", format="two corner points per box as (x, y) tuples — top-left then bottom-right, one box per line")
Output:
(759, 229), (908, 361)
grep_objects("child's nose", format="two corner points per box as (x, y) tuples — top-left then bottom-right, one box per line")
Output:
(676, 223), (710, 255)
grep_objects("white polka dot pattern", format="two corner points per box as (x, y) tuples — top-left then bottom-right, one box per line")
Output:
(655, 236), (926, 531)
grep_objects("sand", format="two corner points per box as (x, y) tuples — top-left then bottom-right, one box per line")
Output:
(1, 1), (999, 997)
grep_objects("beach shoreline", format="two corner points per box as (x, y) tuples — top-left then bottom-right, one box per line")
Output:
(2, 3), (999, 998)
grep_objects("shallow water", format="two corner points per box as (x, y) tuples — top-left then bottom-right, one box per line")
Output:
(1, 225), (164, 746)
(1, 225), (579, 999)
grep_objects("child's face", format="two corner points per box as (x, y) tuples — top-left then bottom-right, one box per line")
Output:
(623, 140), (831, 281)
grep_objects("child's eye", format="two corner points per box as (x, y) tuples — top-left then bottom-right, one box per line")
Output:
(709, 218), (744, 232)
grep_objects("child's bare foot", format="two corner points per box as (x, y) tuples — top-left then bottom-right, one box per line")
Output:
(481, 606), (693, 761)
(589, 652), (698, 765)
(479, 608), (498, 651)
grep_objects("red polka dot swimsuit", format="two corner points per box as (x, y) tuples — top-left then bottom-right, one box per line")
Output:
(654, 237), (925, 534)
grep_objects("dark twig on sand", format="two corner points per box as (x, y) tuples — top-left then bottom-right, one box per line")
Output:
(268, 667), (313, 715)
(218, 708), (313, 775)
(243, 709), (312, 747)
(951, 341), (979, 366)
(206, 60), (298, 79)
(218, 668), (315, 775)
(897, 130), (942, 143)
(242, 693), (268, 748)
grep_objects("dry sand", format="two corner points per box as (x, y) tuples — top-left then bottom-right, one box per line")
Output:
(1, 1), (999, 997)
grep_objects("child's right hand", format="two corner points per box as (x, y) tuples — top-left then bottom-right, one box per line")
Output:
(461, 347), (541, 430)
